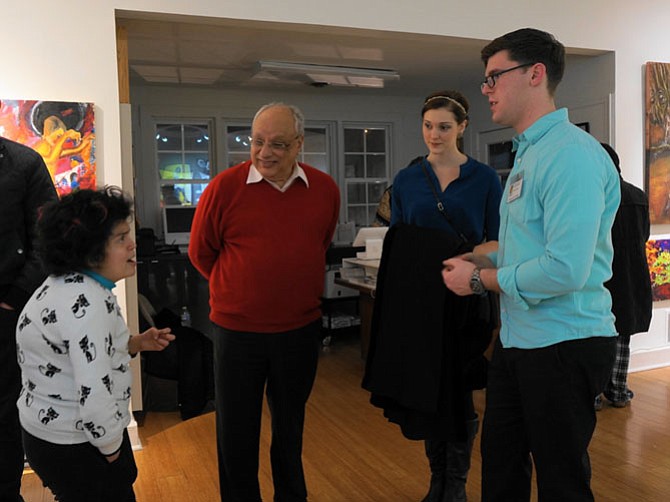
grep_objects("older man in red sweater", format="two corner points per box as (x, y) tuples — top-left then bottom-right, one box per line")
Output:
(189, 103), (340, 502)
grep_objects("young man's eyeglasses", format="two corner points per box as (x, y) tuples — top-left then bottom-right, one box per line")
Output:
(251, 136), (300, 152)
(481, 63), (535, 90)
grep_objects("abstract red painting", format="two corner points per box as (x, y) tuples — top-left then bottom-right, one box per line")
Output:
(0, 100), (95, 197)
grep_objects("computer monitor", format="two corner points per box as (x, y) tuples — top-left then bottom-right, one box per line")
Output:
(162, 205), (197, 246)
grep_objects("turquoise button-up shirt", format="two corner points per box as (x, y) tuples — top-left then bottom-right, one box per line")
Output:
(488, 108), (620, 349)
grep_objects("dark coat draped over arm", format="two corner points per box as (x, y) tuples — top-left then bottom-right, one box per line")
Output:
(362, 223), (494, 441)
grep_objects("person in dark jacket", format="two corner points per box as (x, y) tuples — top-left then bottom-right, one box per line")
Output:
(595, 143), (653, 410)
(0, 136), (58, 501)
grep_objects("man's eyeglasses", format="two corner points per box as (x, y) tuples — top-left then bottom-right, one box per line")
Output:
(251, 135), (300, 152)
(481, 63), (535, 90)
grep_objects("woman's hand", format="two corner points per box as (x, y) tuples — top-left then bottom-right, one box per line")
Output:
(105, 451), (121, 463)
(456, 252), (496, 269)
(472, 240), (498, 256)
(128, 327), (175, 355)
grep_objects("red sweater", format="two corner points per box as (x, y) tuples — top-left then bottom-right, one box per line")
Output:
(188, 161), (340, 332)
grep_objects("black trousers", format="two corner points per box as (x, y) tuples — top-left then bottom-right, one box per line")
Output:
(0, 307), (23, 502)
(481, 336), (616, 502)
(22, 428), (137, 502)
(213, 321), (320, 502)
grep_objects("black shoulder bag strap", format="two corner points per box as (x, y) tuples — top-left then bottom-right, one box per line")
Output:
(420, 160), (471, 247)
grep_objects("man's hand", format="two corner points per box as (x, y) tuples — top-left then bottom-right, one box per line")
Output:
(442, 257), (477, 296)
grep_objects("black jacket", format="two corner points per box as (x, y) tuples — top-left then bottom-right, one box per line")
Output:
(362, 224), (494, 441)
(0, 136), (57, 310)
(606, 177), (652, 337)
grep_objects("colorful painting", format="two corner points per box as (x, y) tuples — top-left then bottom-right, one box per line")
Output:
(0, 99), (95, 197)
(645, 236), (670, 301)
(645, 63), (670, 224)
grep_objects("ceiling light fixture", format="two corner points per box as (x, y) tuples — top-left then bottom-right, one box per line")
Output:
(255, 60), (400, 88)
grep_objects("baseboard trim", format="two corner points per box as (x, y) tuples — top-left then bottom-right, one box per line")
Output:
(630, 346), (670, 373)
(128, 417), (142, 451)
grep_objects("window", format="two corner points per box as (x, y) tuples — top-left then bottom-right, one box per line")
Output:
(226, 125), (252, 167)
(301, 127), (330, 173)
(155, 122), (212, 207)
(342, 126), (390, 228)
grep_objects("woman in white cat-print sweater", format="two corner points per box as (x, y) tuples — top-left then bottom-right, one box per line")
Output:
(16, 187), (174, 502)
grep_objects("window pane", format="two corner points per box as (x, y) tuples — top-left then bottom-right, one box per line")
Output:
(183, 125), (210, 151)
(368, 182), (387, 204)
(302, 153), (328, 173)
(187, 183), (209, 205)
(156, 124), (182, 151)
(367, 154), (387, 178)
(161, 184), (184, 205)
(304, 128), (326, 152)
(344, 128), (364, 152)
(161, 184), (191, 205)
(184, 153), (210, 180)
(366, 129), (386, 152)
(344, 154), (364, 178)
(347, 206), (368, 228)
(227, 127), (252, 151)
(161, 182), (209, 206)
(368, 206), (378, 226)
(347, 183), (366, 204)
(158, 152), (185, 180)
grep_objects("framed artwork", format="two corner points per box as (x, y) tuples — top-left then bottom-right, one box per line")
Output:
(645, 62), (670, 224)
(645, 235), (670, 301)
(0, 99), (95, 197)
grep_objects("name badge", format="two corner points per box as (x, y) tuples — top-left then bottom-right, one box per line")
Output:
(507, 172), (523, 203)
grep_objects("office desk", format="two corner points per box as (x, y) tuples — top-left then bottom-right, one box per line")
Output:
(334, 276), (376, 359)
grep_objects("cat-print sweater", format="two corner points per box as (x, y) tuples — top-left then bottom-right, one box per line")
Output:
(16, 272), (132, 456)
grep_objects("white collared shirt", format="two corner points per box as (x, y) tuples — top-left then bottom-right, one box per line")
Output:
(247, 163), (309, 192)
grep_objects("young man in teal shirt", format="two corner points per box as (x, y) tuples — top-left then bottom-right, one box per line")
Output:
(442, 28), (620, 501)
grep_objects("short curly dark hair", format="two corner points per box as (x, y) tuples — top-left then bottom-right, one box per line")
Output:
(37, 186), (133, 275)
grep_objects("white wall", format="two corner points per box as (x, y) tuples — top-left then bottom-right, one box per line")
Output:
(3, 1), (670, 373)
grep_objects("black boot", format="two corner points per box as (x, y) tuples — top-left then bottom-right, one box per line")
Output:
(443, 418), (479, 502)
(421, 439), (446, 502)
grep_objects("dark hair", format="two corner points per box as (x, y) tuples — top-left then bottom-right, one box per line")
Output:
(37, 186), (132, 275)
(601, 143), (621, 174)
(421, 90), (469, 124)
(480, 28), (565, 95)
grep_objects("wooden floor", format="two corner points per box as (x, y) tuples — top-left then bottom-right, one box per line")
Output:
(21, 333), (670, 501)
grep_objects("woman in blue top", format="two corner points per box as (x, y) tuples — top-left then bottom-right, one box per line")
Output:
(391, 90), (502, 502)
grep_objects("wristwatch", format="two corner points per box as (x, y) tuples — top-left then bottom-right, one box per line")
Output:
(469, 267), (488, 296)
